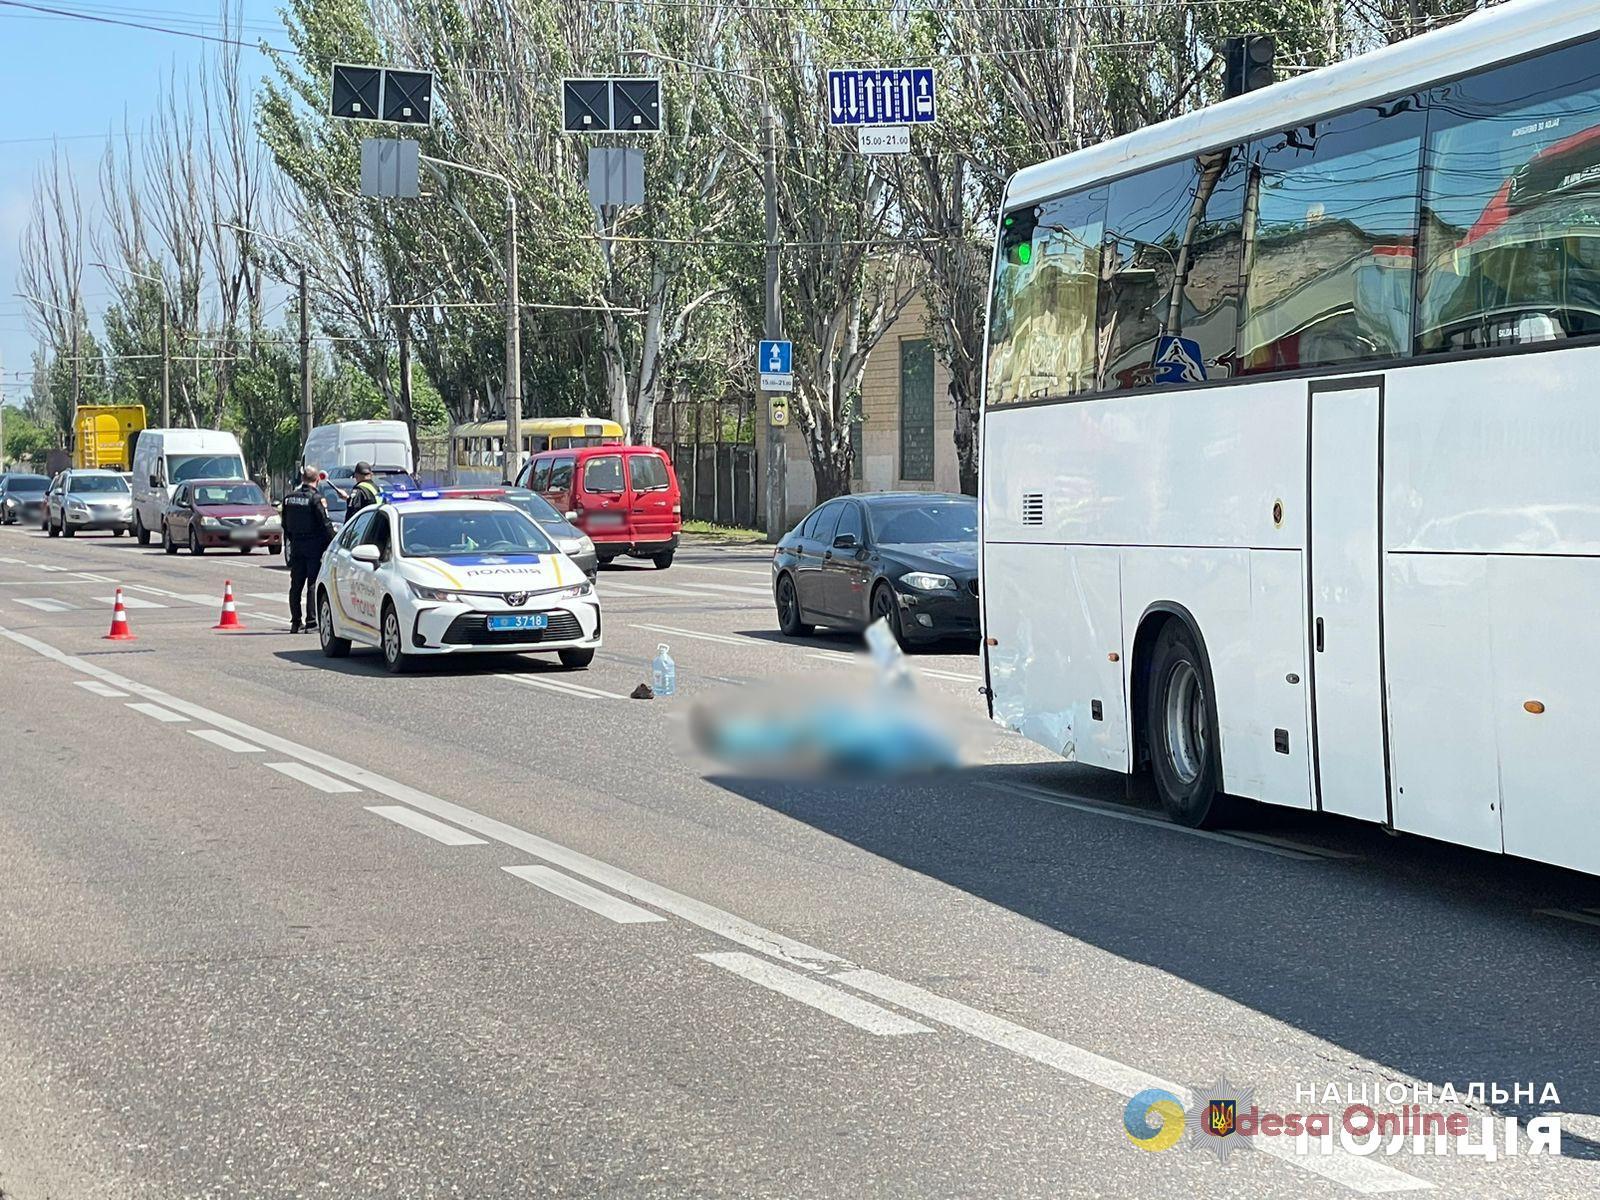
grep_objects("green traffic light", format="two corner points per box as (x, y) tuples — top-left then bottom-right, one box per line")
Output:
(1016, 243), (1032, 265)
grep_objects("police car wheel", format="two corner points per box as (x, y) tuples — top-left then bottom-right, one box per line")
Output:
(317, 592), (350, 658)
(558, 648), (594, 669)
(381, 603), (411, 673)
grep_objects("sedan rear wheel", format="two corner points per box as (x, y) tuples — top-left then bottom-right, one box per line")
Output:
(318, 592), (351, 658)
(775, 573), (812, 637)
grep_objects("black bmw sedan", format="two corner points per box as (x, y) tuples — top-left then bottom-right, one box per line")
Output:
(772, 492), (979, 646)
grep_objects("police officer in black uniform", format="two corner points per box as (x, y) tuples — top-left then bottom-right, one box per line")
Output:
(281, 465), (335, 633)
(345, 461), (382, 518)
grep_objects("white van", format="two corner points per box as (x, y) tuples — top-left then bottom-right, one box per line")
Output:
(130, 428), (247, 545)
(301, 420), (413, 476)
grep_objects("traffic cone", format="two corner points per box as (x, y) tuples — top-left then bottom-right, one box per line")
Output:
(213, 580), (245, 631)
(103, 588), (136, 641)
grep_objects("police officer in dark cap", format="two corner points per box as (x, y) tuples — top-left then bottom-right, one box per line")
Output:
(345, 461), (382, 518)
(281, 465), (335, 633)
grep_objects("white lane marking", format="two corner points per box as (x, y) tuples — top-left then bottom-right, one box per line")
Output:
(0, 556), (22, 564)
(126, 701), (187, 723)
(93, 594), (166, 609)
(629, 622), (744, 646)
(831, 970), (1425, 1193)
(674, 563), (769, 578)
(245, 592), (288, 603)
(74, 571), (119, 583)
(984, 781), (1329, 862)
(496, 672), (630, 701)
(35, 564), (69, 573)
(1535, 908), (1600, 929)
(600, 581), (709, 599)
(503, 864), (666, 924)
(124, 583), (292, 626)
(264, 761), (361, 794)
(189, 728), (264, 753)
(702, 952), (932, 1037)
(0, 579), (107, 587)
(367, 805), (487, 846)
(674, 582), (771, 597)
(0, 624), (1429, 1196)
(14, 597), (75, 612)
(74, 679), (128, 697)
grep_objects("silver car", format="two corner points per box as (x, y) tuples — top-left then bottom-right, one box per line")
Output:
(44, 469), (135, 537)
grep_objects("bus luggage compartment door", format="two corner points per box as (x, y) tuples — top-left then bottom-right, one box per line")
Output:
(1308, 380), (1390, 824)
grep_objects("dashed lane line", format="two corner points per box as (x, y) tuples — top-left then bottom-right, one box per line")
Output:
(496, 672), (631, 702)
(0, 623), (1424, 1196)
(263, 761), (361, 794)
(125, 701), (187, 723)
(367, 805), (487, 846)
(628, 622), (744, 647)
(504, 865), (666, 924)
(189, 729), (265, 753)
(14, 598), (76, 612)
(74, 680), (128, 698)
(700, 952), (932, 1038)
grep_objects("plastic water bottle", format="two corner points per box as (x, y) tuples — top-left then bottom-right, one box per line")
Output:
(651, 643), (677, 697)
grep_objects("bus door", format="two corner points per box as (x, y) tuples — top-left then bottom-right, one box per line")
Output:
(1307, 379), (1390, 824)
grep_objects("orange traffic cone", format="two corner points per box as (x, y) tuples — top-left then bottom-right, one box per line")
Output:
(103, 588), (136, 641)
(213, 580), (245, 631)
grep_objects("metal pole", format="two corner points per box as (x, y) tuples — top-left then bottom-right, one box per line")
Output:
(504, 189), (522, 484)
(71, 320), (80, 409)
(761, 100), (785, 542)
(298, 266), (312, 444)
(159, 298), (171, 427)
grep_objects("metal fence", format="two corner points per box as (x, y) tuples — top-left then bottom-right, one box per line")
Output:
(651, 399), (758, 529)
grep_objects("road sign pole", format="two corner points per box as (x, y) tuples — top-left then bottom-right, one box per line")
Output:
(762, 100), (785, 543)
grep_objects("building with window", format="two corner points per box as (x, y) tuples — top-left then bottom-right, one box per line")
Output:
(779, 292), (962, 520)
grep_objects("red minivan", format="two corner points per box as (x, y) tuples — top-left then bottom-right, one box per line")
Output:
(517, 445), (682, 569)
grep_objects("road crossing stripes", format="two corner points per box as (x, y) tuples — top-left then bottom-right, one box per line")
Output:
(504, 864), (665, 924)
(699, 952), (932, 1037)
(367, 805), (487, 846)
(14, 598), (76, 612)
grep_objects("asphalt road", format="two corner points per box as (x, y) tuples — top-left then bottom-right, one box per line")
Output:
(0, 522), (1597, 1199)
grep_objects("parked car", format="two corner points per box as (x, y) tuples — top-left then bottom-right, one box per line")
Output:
(162, 478), (282, 556)
(0, 472), (50, 526)
(43, 468), (134, 538)
(515, 444), (681, 569)
(772, 492), (979, 647)
(435, 486), (598, 579)
(131, 428), (247, 544)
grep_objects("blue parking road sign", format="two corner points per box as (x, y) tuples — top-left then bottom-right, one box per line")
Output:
(759, 340), (792, 375)
(827, 68), (936, 126)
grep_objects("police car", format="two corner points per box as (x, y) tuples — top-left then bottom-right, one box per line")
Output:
(314, 493), (600, 674)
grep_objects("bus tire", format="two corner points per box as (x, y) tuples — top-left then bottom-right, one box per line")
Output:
(1146, 619), (1233, 828)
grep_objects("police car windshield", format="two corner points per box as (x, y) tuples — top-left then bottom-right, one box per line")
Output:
(398, 509), (554, 558)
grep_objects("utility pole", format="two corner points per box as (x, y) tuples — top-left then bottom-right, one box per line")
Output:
(505, 189), (522, 482)
(159, 297), (170, 427)
(298, 265), (312, 443)
(762, 100), (785, 542)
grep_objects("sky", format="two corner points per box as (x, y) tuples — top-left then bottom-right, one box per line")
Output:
(0, 1), (288, 409)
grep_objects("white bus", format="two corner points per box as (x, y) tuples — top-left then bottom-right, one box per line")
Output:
(980, 0), (1600, 876)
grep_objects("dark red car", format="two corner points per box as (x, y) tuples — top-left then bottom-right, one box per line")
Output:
(162, 478), (283, 555)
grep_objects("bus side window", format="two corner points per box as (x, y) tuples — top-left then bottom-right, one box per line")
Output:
(533, 459), (553, 491)
(530, 436), (549, 454)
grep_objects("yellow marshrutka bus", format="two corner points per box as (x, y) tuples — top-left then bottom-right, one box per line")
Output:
(447, 418), (624, 485)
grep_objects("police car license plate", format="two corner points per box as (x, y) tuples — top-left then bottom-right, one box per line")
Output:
(488, 613), (549, 632)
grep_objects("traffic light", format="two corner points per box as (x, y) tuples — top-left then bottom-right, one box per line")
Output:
(1223, 36), (1276, 99)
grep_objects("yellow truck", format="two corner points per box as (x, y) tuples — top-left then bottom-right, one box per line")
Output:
(72, 404), (146, 472)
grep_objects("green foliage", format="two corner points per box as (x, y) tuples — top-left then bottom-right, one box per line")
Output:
(3, 407), (55, 465)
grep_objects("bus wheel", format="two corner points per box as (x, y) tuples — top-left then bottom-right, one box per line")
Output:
(1146, 620), (1233, 828)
